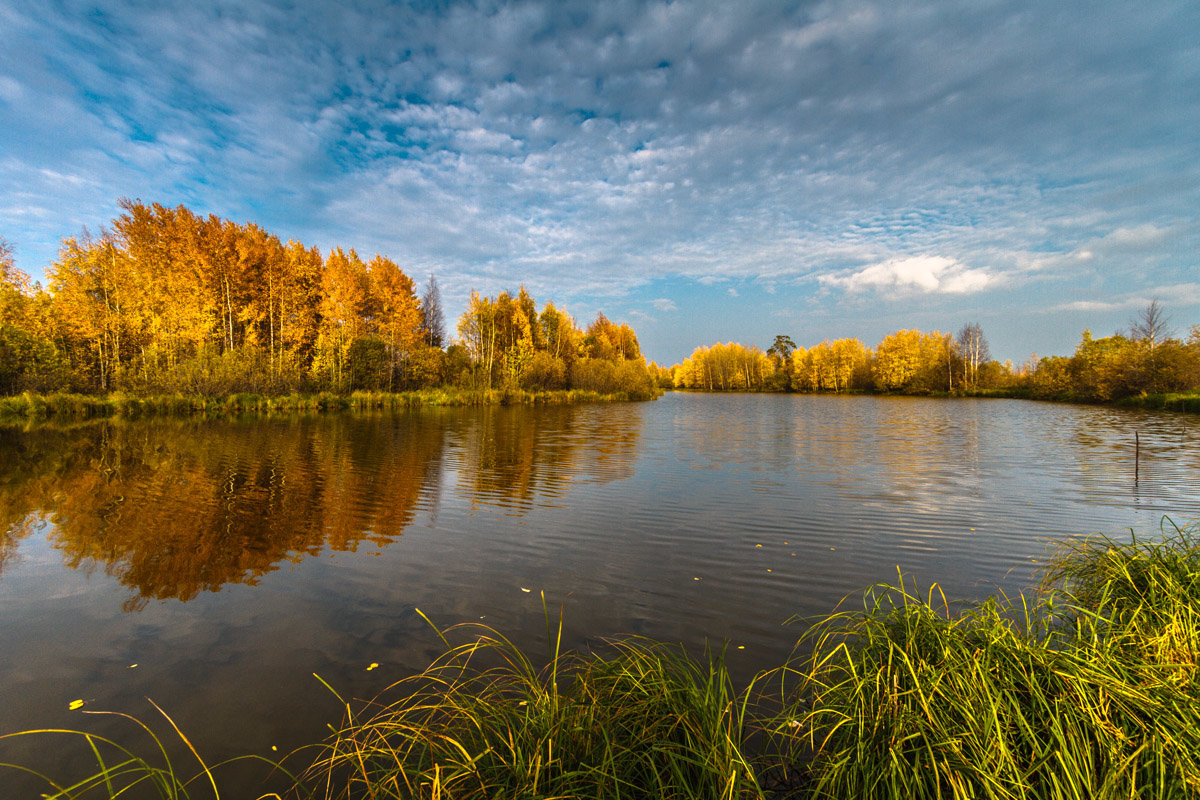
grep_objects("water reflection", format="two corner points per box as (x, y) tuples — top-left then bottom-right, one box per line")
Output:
(448, 405), (641, 512)
(0, 406), (642, 610)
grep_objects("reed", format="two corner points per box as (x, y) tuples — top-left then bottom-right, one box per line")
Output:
(773, 522), (1200, 799)
(0, 388), (650, 424)
(304, 605), (762, 800)
(0, 700), (298, 799)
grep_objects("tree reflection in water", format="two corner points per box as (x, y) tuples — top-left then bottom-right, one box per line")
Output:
(0, 407), (641, 610)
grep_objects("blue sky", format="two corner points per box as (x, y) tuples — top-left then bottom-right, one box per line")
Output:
(1, 0), (1197, 365)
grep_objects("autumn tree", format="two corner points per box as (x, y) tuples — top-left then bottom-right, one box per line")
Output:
(955, 322), (990, 390)
(872, 329), (950, 392)
(47, 232), (142, 391)
(419, 273), (446, 348)
(313, 248), (373, 390)
(457, 291), (498, 388)
(368, 255), (422, 390)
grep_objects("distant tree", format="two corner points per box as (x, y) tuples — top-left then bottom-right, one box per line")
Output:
(1130, 299), (1172, 349)
(767, 334), (796, 362)
(419, 273), (445, 348)
(766, 334), (796, 390)
(0, 236), (31, 326)
(955, 322), (990, 390)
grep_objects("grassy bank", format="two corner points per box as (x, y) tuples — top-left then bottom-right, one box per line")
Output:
(0, 387), (655, 424)
(4, 522), (1198, 798)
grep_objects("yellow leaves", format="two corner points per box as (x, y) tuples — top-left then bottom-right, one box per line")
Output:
(68, 699), (84, 710)
(366, 663), (380, 671)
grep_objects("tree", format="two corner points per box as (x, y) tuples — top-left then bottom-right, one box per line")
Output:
(419, 273), (445, 348)
(457, 291), (498, 387)
(0, 236), (31, 327)
(767, 334), (795, 362)
(312, 248), (373, 390)
(955, 323), (990, 390)
(1130, 299), (1172, 349)
(368, 255), (421, 391)
(767, 334), (796, 390)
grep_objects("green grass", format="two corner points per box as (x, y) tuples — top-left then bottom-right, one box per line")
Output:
(1116, 391), (1200, 413)
(305, 604), (761, 800)
(0, 388), (651, 424)
(0, 699), (300, 799)
(4, 522), (1199, 798)
(775, 520), (1200, 799)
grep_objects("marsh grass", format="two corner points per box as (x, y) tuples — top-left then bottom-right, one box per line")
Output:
(4, 524), (1199, 798)
(304, 603), (762, 800)
(0, 389), (646, 424)
(0, 699), (299, 799)
(774, 520), (1200, 799)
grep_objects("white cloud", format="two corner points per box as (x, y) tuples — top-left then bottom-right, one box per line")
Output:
(820, 256), (993, 295)
(652, 297), (678, 312)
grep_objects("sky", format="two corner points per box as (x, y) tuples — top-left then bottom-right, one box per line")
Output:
(1, 0), (1197, 366)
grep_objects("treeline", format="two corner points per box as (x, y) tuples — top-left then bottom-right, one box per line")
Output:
(672, 307), (1200, 404)
(0, 203), (657, 399)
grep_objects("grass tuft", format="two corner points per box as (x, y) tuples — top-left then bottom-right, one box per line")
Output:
(304, 602), (762, 799)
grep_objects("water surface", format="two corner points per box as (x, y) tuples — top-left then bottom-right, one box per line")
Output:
(1, 394), (1198, 793)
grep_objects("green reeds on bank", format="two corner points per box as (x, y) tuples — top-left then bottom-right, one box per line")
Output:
(777, 520), (1200, 799)
(0, 699), (301, 799)
(306, 604), (760, 800)
(3, 522), (1199, 799)
(0, 388), (651, 424)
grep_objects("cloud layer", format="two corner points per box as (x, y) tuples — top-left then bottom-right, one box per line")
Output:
(0, 0), (1197, 361)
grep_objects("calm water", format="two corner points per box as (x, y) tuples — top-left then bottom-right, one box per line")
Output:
(2, 393), (1199, 793)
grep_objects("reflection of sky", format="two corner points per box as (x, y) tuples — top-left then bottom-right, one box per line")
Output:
(2, 397), (1200, 793)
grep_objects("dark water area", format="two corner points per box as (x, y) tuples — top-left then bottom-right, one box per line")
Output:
(2, 393), (1199, 795)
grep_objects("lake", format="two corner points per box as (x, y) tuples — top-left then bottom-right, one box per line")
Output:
(2, 393), (1199, 794)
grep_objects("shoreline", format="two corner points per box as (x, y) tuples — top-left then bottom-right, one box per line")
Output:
(0, 387), (661, 424)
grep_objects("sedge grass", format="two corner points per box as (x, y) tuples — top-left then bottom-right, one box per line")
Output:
(304, 602), (763, 800)
(0, 388), (650, 424)
(0, 699), (302, 799)
(775, 523), (1200, 799)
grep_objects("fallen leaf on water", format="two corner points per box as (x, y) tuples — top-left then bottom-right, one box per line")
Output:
(68, 699), (84, 711)
(520, 587), (531, 593)
(766, 569), (772, 572)
(128, 664), (138, 669)
(737, 645), (745, 650)
(755, 543), (762, 547)
(366, 663), (380, 671)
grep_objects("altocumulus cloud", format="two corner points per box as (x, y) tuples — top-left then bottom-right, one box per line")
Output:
(0, 0), (1196, 361)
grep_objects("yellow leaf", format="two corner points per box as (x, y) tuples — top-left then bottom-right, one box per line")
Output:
(520, 587), (531, 593)
(366, 662), (380, 671)
(68, 699), (84, 711)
